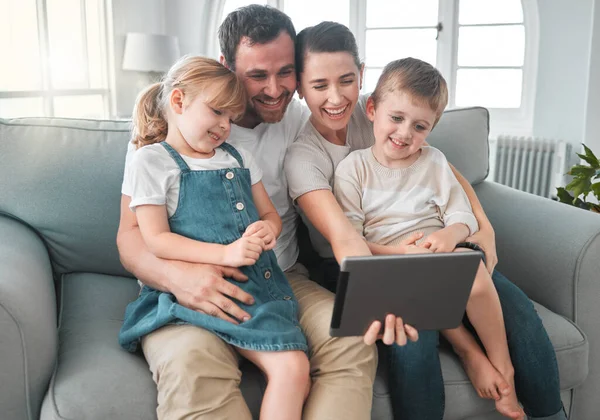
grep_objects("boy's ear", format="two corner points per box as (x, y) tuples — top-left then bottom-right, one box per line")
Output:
(170, 88), (185, 114)
(366, 96), (376, 122)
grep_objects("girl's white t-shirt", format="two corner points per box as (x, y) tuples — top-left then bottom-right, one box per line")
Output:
(127, 142), (263, 217)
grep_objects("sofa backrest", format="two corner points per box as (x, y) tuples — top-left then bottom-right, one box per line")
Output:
(0, 107), (489, 277)
(0, 118), (131, 277)
(427, 106), (490, 185)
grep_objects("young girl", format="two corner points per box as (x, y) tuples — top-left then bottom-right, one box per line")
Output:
(118, 55), (309, 420)
(282, 21), (559, 420)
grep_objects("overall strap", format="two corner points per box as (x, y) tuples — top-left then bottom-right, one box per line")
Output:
(219, 143), (245, 167)
(161, 142), (190, 172)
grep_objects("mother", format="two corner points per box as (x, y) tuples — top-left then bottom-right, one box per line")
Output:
(284, 21), (566, 420)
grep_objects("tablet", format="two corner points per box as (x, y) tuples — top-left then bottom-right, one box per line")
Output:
(330, 252), (482, 337)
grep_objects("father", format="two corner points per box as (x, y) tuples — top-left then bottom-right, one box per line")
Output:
(117, 5), (406, 420)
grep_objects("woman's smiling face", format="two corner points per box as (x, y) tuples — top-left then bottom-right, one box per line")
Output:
(298, 51), (363, 136)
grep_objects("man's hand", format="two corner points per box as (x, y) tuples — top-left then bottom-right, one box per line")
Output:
(167, 261), (254, 324)
(466, 227), (498, 274)
(363, 315), (419, 346)
(222, 236), (265, 267)
(421, 224), (469, 253)
(243, 221), (277, 250)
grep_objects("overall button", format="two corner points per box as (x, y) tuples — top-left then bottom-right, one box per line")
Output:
(236, 202), (245, 211)
(283, 296), (292, 300)
(226, 171), (234, 180)
(264, 270), (272, 279)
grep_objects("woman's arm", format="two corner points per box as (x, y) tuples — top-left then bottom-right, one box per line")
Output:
(448, 163), (498, 272)
(135, 204), (229, 265)
(296, 189), (371, 261)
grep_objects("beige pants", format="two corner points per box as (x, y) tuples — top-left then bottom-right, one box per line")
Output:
(141, 263), (378, 420)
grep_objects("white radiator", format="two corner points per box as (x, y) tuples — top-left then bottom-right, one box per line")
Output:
(489, 136), (571, 198)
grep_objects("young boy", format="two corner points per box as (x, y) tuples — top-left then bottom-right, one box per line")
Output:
(333, 57), (525, 420)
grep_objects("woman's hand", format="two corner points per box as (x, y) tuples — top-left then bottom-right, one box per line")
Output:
(466, 226), (498, 273)
(363, 315), (419, 346)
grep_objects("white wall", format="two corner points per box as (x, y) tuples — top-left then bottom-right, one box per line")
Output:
(111, 0), (166, 117)
(533, 0), (595, 150)
(584, 1), (600, 155)
(164, 0), (214, 57)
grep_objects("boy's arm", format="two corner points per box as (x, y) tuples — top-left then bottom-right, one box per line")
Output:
(135, 204), (229, 265)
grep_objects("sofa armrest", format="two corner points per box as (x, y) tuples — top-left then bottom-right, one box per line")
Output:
(0, 215), (58, 420)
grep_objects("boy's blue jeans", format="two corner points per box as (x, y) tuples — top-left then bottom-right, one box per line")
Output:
(387, 270), (566, 420)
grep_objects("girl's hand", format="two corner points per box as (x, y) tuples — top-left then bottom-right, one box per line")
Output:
(223, 236), (265, 267)
(243, 221), (277, 250)
(421, 224), (469, 253)
(466, 227), (498, 274)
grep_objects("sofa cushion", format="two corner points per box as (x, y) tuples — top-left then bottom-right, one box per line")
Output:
(0, 118), (131, 277)
(427, 107), (490, 185)
(42, 273), (586, 420)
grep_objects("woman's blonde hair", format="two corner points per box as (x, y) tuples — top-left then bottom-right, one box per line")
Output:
(131, 55), (247, 148)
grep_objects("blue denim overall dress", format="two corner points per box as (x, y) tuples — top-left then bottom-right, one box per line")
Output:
(119, 142), (307, 353)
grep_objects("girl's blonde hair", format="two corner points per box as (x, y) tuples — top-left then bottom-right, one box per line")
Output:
(131, 55), (247, 148)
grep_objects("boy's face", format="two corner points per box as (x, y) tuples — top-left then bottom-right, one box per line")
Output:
(367, 90), (437, 168)
(229, 31), (297, 127)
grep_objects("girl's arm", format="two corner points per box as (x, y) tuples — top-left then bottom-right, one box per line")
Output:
(297, 189), (371, 262)
(135, 204), (228, 265)
(251, 181), (282, 237)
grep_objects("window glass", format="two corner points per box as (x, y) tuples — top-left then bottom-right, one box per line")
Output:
(0, 97), (45, 118)
(367, 0), (438, 28)
(459, 0), (523, 25)
(366, 29), (437, 68)
(53, 94), (105, 118)
(0, 0), (43, 91)
(455, 69), (522, 108)
(458, 25), (525, 67)
(284, 0), (349, 32)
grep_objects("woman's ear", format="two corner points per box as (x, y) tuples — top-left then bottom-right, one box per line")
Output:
(296, 81), (304, 100)
(366, 96), (376, 122)
(170, 88), (184, 115)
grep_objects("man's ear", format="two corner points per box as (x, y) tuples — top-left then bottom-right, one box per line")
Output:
(366, 96), (376, 122)
(170, 88), (184, 115)
(220, 55), (229, 69)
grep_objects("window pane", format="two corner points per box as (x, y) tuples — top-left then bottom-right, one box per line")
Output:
(367, 0), (438, 28)
(47, 0), (88, 89)
(53, 94), (105, 118)
(0, 98), (45, 118)
(0, 0), (43, 91)
(366, 29), (437, 68)
(459, 0), (523, 25)
(284, 0), (349, 32)
(455, 69), (522, 108)
(458, 25), (524, 67)
(363, 68), (383, 94)
(85, 0), (107, 89)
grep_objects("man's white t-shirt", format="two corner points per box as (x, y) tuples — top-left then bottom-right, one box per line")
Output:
(127, 143), (263, 216)
(122, 98), (310, 271)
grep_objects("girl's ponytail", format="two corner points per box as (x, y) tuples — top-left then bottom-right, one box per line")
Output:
(131, 83), (168, 149)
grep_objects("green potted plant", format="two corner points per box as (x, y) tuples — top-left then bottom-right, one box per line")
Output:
(557, 144), (600, 213)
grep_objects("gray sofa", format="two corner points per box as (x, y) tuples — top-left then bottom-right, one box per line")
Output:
(0, 108), (597, 420)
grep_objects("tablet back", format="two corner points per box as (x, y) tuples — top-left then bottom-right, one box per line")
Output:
(330, 252), (482, 337)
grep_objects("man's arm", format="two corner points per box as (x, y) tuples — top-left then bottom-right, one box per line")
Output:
(117, 194), (255, 323)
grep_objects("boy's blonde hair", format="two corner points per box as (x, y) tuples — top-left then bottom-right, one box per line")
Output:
(131, 55), (247, 148)
(371, 57), (448, 127)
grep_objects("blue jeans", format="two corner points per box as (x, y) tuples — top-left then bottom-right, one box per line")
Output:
(388, 271), (566, 420)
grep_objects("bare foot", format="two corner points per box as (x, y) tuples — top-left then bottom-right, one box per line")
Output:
(457, 349), (511, 400)
(495, 388), (525, 420)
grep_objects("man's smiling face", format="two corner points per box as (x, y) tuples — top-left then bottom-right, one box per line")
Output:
(232, 31), (297, 127)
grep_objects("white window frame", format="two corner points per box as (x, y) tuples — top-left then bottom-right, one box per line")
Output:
(210, 0), (538, 136)
(0, 0), (114, 118)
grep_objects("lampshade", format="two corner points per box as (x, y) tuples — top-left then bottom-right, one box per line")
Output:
(122, 33), (180, 72)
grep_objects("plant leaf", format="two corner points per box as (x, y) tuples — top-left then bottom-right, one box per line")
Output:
(566, 177), (592, 200)
(568, 166), (596, 178)
(592, 182), (600, 200)
(577, 144), (600, 168)
(556, 187), (574, 204)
